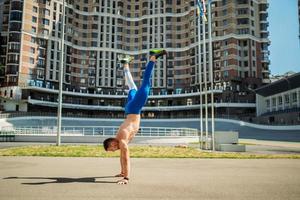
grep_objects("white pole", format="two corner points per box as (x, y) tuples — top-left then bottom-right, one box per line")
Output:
(197, 8), (203, 150)
(208, 1), (215, 151)
(57, 0), (65, 146)
(202, 19), (209, 150)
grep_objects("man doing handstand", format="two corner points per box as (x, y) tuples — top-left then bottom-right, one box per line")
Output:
(103, 49), (167, 184)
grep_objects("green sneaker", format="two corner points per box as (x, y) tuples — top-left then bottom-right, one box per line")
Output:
(118, 54), (134, 64)
(149, 49), (167, 59)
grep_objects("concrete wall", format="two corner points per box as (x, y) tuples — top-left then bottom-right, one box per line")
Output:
(255, 112), (300, 125)
(14, 135), (199, 144)
(0, 86), (27, 112)
(3, 117), (300, 131)
(0, 98), (27, 112)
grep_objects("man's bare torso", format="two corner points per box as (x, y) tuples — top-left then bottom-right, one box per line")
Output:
(116, 114), (141, 143)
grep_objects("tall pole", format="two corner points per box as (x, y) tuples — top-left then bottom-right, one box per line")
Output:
(197, 10), (203, 149)
(208, 1), (215, 151)
(57, 0), (65, 146)
(202, 19), (209, 150)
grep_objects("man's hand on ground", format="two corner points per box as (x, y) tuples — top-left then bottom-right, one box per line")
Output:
(117, 178), (129, 185)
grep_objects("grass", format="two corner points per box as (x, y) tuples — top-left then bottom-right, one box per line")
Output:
(0, 145), (299, 159)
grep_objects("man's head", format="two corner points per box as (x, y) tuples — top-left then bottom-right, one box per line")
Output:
(103, 138), (119, 152)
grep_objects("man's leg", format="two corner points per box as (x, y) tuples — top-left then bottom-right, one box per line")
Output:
(126, 50), (167, 114)
(119, 55), (137, 102)
(123, 63), (137, 102)
(123, 64), (137, 91)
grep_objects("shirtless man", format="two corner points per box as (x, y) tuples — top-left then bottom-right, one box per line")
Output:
(103, 49), (167, 184)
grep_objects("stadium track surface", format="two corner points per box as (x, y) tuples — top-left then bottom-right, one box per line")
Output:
(0, 157), (299, 200)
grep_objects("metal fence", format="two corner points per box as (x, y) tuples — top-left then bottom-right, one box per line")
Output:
(0, 126), (199, 137)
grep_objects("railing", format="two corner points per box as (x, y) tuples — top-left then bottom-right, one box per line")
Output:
(0, 126), (199, 137)
(0, 111), (255, 121)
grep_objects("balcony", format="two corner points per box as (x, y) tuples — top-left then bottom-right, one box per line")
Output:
(262, 69), (270, 74)
(25, 81), (223, 99)
(10, 1), (23, 11)
(261, 57), (270, 63)
(27, 98), (255, 112)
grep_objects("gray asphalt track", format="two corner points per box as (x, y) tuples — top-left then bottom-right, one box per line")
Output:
(0, 157), (299, 200)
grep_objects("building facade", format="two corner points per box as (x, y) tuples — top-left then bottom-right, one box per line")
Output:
(255, 72), (300, 125)
(0, 0), (269, 119)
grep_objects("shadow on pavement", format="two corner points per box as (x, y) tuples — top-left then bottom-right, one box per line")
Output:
(3, 176), (117, 184)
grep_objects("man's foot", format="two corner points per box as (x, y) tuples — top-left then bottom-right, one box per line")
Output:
(149, 49), (167, 59)
(118, 54), (134, 64)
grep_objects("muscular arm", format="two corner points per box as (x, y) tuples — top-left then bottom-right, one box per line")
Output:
(119, 140), (130, 178)
(118, 150), (125, 176)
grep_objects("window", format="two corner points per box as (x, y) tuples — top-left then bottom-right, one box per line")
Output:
(223, 60), (228, 67)
(278, 96), (282, 105)
(272, 98), (276, 107)
(44, 9), (50, 16)
(223, 71), (228, 77)
(266, 99), (270, 107)
(223, 50), (228, 57)
(31, 26), (36, 33)
(237, 0), (248, 4)
(292, 92), (297, 103)
(29, 57), (34, 64)
(31, 36), (36, 43)
(237, 18), (249, 25)
(92, 32), (98, 38)
(237, 28), (249, 34)
(237, 8), (248, 15)
(42, 18), (49, 25)
(285, 94), (290, 104)
(30, 47), (35, 54)
(91, 41), (97, 47)
(32, 16), (37, 23)
(42, 29), (49, 35)
(33, 6), (38, 13)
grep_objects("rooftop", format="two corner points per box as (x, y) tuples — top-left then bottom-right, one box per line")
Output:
(255, 72), (300, 97)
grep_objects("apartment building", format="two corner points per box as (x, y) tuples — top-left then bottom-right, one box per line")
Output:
(0, 0), (270, 119)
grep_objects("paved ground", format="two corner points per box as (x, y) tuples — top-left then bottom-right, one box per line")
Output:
(240, 139), (300, 154)
(0, 157), (299, 200)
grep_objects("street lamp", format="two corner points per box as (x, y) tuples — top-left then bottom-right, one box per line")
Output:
(57, 0), (66, 146)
